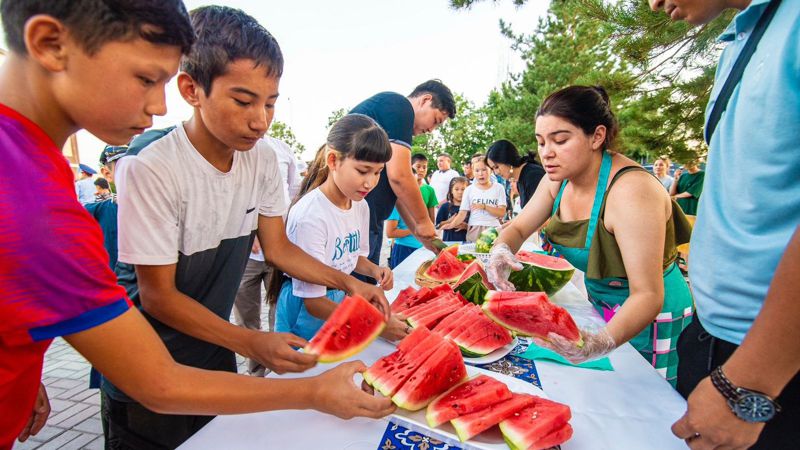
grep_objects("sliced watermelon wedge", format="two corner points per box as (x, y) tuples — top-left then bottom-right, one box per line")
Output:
(483, 291), (583, 346)
(451, 393), (536, 441)
(304, 295), (386, 362)
(454, 313), (512, 357)
(392, 339), (467, 411)
(499, 396), (573, 450)
(425, 374), (512, 428)
(363, 327), (432, 386)
(431, 305), (473, 336)
(407, 301), (463, 330)
(371, 333), (445, 397)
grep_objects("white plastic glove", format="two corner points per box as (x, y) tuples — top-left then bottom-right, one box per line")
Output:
(486, 243), (523, 291)
(533, 327), (616, 364)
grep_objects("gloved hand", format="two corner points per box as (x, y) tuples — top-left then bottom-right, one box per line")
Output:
(533, 327), (616, 364)
(486, 243), (523, 291)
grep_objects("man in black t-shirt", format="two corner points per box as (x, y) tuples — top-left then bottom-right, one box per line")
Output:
(350, 80), (456, 278)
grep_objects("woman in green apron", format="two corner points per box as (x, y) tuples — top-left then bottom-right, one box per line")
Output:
(487, 86), (694, 386)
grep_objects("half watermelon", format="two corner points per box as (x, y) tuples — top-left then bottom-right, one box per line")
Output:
(483, 291), (583, 346)
(304, 295), (386, 362)
(509, 251), (575, 295)
(499, 396), (573, 450)
(425, 374), (513, 427)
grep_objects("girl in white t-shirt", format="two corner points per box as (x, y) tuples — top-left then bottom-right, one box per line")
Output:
(274, 114), (406, 341)
(442, 156), (506, 242)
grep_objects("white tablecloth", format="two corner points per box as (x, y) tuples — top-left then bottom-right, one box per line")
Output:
(180, 248), (688, 450)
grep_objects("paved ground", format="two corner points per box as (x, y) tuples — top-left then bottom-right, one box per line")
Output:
(16, 237), (393, 449)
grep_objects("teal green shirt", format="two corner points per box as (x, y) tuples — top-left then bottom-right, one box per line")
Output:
(387, 185), (437, 249)
(691, 0), (800, 345)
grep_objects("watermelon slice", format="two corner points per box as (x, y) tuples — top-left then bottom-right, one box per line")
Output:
(392, 339), (467, 411)
(451, 393), (536, 441)
(444, 243), (460, 256)
(499, 396), (573, 450)
(363, 327), (432, 386)
(442, 306), (482, 340)
(425, 375), (513, 428)
(304, 295), (386, 362)
(509, 251), (575, 295)
(483, 291), (583, 346)
(431, 305), (473, 336)
(454, 313), (512, 357)
(402, 294), (460, 320)
(425, 250), (468, 282)
(371, 333), (445, 397)
(391, 287), (430, 314)
(407, 301), (463, 330)
(453, 261), (494, 304)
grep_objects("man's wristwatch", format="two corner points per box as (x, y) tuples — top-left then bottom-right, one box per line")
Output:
(710, 366), (781, 423)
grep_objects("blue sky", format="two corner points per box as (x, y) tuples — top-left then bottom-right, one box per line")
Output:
(1, 0), (550, 165)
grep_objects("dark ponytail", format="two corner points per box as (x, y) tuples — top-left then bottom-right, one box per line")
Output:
(537, 85), (619, 151)
(486, 139), (539, 167)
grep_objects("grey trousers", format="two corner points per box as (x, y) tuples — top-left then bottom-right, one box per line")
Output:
(232, 258), (274, 376)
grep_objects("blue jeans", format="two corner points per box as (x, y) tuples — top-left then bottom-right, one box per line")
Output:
(389, 243), (418, 269)
(274, 279), (345, 341)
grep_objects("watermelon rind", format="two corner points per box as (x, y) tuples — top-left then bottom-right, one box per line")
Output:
(453, 261), (493, 305)
(508, 253), (575, 295)
(457, 253), (476, 263)
(304, 295), (386, 363)
(502, 435), (523, 450)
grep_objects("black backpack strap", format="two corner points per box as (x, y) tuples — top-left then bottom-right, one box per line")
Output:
(705, 0), (782, 144)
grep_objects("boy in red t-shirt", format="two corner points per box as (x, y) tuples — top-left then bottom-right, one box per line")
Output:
(0, 1), (392, 448)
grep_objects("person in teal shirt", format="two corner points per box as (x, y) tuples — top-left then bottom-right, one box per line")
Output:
(650, 1), (800, 449)
(386, 154), (438, 268)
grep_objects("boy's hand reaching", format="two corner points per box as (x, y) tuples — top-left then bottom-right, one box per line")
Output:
(346, 279), (391, 322)
(374, 266), (394, 291)
(246, 332), (317, 374)
(381, 314), (410, 342)
(312, 361), (396, 419)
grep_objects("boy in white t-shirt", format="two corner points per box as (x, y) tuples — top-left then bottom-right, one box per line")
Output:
(275, 114), (408, 341)
(442, 156), (506, 242)
(108, 6), (393, 447)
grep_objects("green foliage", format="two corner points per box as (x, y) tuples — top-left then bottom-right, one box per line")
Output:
(326, 108), (349, 128)
(451, 0), (737, 164)
(269, 121), (306, 156)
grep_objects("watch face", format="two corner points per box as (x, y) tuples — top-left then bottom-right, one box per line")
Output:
(733, 394), (776, 422)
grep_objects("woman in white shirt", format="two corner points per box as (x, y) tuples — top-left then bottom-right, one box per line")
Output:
(441, 156), (506, 241)
(274, 114), (407, 341)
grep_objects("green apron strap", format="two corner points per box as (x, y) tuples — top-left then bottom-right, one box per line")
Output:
(584, 152), (613, 248)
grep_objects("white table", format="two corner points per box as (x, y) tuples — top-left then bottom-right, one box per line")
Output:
(180, 248), (688, 450)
